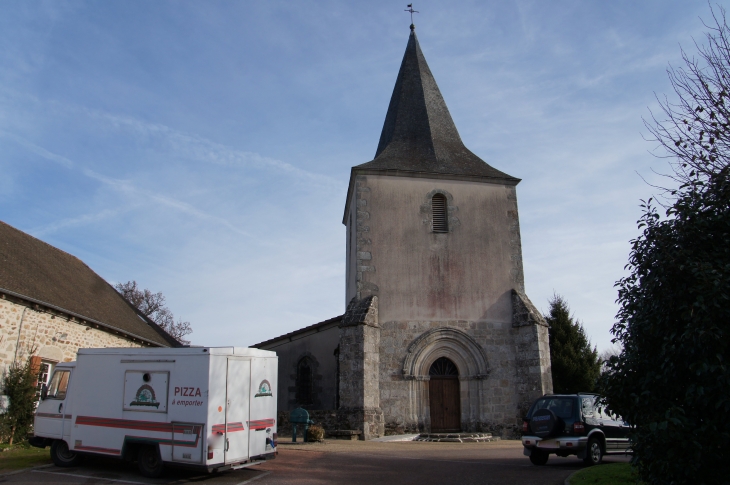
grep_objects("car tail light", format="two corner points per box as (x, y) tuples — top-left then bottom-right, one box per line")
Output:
(573, 422), (585, 435)
(207, 447), (214, 460)
(273, 432), (278, 448)
(522, 421), (529, 433)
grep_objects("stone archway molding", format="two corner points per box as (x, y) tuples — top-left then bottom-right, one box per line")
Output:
(402, 327), (490, 381)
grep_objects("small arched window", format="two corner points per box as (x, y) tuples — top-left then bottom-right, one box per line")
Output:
(295, 357), (314, 406)
(432, 194), (448, 233)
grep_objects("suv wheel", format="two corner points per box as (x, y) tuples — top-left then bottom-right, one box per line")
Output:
(529, 449), (549, 466)
(583, 437), (603, 466)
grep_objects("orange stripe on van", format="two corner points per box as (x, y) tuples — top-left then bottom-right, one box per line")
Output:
(75, 416), (200, 435)
(247, 419), (275, 430)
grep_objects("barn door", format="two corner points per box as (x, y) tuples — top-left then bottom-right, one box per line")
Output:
(428, 357), (461, 432)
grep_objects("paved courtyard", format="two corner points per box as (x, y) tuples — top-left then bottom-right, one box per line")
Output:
(1, 440), (631, 485)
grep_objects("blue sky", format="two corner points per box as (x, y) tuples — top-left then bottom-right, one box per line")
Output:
(0, 1), (720, 351)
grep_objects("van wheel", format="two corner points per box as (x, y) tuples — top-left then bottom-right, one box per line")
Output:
(138, 446), (164, 478)
(529, 449), (549, 466)
(51, 440), (82, 467)
(583, 437), (603, 466)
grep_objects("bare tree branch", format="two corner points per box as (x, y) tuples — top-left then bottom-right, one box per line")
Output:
(644, 5), (730, 190)
(115, 281), (192, 345)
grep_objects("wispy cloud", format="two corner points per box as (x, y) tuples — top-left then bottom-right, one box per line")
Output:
(0, 129), (74, 169)
(1, 131), (253, 238)
(31, 209), (121, 237)
(87, 110), (342, 189)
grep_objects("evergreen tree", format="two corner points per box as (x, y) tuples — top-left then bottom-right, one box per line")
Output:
(545, 295), (600, 394)
(1, 356), (38, 444)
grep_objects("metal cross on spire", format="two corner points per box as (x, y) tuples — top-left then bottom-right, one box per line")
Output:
(405, 3), (419, 30)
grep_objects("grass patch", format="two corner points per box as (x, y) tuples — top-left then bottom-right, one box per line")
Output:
(0, 443), (52, 473)
(570, 463), (641, 485)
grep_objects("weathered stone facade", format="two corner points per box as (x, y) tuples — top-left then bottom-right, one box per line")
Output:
(341, 173), (553, 438)
(255, 28), (553, 441)
(0, 295), (144, 372)
(254, 317), (341, 414)
(347, 175), (378, 301)
(337, 296), (384, 440)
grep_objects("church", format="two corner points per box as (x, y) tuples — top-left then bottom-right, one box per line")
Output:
(254, 26), (552, 439)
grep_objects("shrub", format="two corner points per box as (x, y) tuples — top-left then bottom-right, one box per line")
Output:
(0, 356), (39, 445)
(307, 425), (325, 442)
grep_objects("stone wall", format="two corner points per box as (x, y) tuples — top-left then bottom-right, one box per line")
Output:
(378, 319), (520, 436)
(511, 290), (553, 417)
(339, 174), (552, 439)
(256, 322), (340, 413)
(337, 296), (384, 440)
(0, 296), (144, 372)
(346, 175), (379, 302)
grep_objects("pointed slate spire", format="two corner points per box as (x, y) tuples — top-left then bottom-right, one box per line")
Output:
(356, 29), (517, 182)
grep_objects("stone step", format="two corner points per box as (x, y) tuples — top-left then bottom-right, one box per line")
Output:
(415, 432), (500, 443)
(327, 429), (362, 440)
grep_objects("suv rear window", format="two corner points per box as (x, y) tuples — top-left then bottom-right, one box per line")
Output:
(528, 397), (577, 420)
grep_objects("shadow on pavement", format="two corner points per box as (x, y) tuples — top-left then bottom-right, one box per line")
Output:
(26, 456), (267, 484)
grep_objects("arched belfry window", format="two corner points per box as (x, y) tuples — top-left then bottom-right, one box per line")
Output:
(296, 357), (314, 406)
(432, 194), (448, 233)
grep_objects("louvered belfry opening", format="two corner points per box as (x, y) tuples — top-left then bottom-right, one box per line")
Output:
(432, 194), (448, 233)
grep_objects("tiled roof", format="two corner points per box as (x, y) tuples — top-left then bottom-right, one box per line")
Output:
(0, 220), (179, 347)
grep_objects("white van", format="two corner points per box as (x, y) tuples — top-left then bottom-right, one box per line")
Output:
(30, 347), (278, 477)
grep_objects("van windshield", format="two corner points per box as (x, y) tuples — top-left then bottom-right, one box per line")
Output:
(46, 370), (70, 400)
(530, 397), (575, 420)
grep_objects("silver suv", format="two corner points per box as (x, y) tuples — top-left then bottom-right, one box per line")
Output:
(521, 393), (631, 466)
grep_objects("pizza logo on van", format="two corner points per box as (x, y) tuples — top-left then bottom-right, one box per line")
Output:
(130, 384), (160, 408)
(255, 380), (273, 397)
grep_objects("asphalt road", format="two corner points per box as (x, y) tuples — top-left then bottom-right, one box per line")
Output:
(0, 440), (631, 485)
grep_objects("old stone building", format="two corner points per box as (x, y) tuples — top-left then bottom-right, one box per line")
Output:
(255, 27), (552, 439)
(0, 220), (179, 392)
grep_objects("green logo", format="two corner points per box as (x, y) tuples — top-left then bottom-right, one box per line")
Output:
(254, 380), (273, 397)
(130, 384), (160, 408)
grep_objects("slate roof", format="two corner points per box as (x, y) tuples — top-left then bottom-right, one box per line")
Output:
(0, 220), (179, 347)
(251, 315), (342, 349)
(355, 28), (519, 182)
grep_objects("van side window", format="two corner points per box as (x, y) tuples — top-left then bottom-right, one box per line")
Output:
(46, 370), (70, 400)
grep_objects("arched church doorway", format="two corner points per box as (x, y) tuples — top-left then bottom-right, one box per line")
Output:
(429, 357), (461, 432)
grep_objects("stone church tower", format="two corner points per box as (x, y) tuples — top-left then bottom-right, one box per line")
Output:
(255, 26), (552, 440)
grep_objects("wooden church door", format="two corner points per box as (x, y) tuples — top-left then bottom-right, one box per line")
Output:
(429, 357), (461, 432)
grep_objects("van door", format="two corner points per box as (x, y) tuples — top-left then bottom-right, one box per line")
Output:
(35, 368), (72, 439)
(248, 358), (277, 458)
(225, 358), (250, 464)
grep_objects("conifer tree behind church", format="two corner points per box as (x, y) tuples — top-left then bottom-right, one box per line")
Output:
(545, 295), (600, 394)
